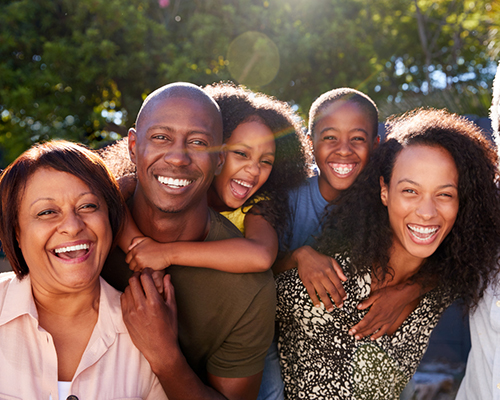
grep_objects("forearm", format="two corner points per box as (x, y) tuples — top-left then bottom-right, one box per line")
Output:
(272, 246), (312, 275)
(118, 207), (144, 252)
(272, 251), (297, 275)
(152, 347), (227, 400)
(168, 238), (276, 273)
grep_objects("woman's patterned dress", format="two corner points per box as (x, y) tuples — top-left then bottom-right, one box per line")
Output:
(276, 254), (452, 400)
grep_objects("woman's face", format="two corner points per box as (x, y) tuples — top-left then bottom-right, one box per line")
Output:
(212, 120), (276, 210)
(16, 167), (112, 293)
(380, 145), (459, 265)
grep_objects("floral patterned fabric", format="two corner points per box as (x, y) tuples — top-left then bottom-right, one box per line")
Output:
(276, 254), (452, 400)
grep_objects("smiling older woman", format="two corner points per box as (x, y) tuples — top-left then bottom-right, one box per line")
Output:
(0, 141), (168, 400)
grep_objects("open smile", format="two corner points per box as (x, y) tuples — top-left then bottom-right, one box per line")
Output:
(407, 224), (440, 244)
(157, 175), (194, 189)
(52, 241), (92, 263)
(328, 162), (357, 178)
(230, 179), (255, 200)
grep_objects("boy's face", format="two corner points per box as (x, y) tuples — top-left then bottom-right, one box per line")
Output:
(312, 101), (377, 202)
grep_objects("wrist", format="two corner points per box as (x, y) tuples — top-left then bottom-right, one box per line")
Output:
(150, 342), (184, 376)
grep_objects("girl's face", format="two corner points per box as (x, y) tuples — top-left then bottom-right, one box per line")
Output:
(213, 120), (276, 210)
(312, 101), (377, 202)
(380, 145), (459, 266)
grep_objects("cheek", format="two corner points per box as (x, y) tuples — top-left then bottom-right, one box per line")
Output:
(444, 202), (460, 228)
(259, 167), (273, 187)
(357, 147), (371, 166)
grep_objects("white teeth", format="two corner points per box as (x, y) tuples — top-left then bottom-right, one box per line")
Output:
(158, 176), (193, 188)
(333, 166), (354, 175)
(233, 179), (254, 188)
(55, 243), (89, 254)
(408, 225), (438, 235)
(330, 164), (355, 175)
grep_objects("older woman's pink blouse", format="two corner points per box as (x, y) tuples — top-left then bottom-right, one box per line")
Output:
(0, 272), (168, 400)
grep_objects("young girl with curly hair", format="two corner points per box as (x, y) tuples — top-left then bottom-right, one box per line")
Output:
(116, 82), (309, 274)
(276, 108), (500, 399)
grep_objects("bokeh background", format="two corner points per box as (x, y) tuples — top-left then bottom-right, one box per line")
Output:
(1, 0), (499, 166)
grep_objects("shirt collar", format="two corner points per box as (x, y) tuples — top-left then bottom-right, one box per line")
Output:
(0, 273), (127, 336)
(0, 272), (39, 326)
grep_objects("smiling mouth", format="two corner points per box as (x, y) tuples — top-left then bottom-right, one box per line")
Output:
(54, 243), (90, 260)
(329, 163), (356, 176)
(157, 176), (194, 189)
(230, 179), (254, 199)
(407, 224), (439, 242)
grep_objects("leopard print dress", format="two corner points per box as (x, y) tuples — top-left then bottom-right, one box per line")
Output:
(276, 254), (452, 400)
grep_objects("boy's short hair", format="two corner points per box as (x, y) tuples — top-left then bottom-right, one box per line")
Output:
(308, 88), (379, 140)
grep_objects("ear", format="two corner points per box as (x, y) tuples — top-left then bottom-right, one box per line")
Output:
(128, 128), (138, 165)
(380, 176), (388, 206)
(215, 144), (226, 176)
(373, 135), (380, 149)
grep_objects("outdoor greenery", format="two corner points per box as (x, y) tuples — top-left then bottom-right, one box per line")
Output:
(1, 0), (499, 165)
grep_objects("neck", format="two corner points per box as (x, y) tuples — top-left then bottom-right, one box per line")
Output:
(317, 174), (341, 202)
(380, 244), (424, 286)
(32, 279), (100, 320)
(131, 189), (211, 243)
(207, 186), (231, 212)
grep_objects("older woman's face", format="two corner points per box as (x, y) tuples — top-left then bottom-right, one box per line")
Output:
(16, 167), (112, 293)
(380, 145), (459, 266)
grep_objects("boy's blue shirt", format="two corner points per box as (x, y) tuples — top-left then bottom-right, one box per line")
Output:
(283, 174), (329, 252)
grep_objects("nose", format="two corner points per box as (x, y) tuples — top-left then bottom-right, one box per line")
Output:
(336, 139), (353, 156)
(244, 160), (260, 178)
(164, 140), (191, 167)
(415, 196), (438, 220)
(57, 211), (85, 236)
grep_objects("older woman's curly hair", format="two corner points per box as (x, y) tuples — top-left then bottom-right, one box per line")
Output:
(318, 108), (500, 310)
(204, 82), (311, 241)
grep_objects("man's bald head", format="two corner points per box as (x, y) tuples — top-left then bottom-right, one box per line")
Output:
(136, 82), (223, 142)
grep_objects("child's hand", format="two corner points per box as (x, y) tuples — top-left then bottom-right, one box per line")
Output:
(125, 237), (172, 272)
(348, 282), (421, 341)
(295, 246), (347, 312)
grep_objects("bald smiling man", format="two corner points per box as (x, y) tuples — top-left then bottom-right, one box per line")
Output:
(101, 83), (276, 400)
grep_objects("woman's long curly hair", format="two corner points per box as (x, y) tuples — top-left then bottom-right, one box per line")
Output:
(204, 82), (310, 242)
(317, 108), (500, 310)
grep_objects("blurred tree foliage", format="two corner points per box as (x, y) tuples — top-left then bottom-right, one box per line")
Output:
(1, 0), (498, 164)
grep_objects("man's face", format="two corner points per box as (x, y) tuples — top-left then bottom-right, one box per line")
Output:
(129, 96), (224, 215)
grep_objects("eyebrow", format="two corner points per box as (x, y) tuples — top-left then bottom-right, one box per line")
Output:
(396, 178), (458, 189)
(30, 191), (97, 208)
(147, 125), (213, 136)
(319, 127), (369, 136)
(228, 143), (276, 156)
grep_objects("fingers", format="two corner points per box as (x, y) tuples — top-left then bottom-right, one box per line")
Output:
(139, 268), (163, 301)
(356, 291), (381, 310)
(316, 286), (335, 312)
(303, 280), (322, 308)
(331, 258), (347, 282)
(324, 267), (346, 305)
(152, 270), (165, 295)
(128, 236), (147, 251)
(163, 275), (177, 317)
(369, 325), (390, 340)
(349, 314), (379, 340)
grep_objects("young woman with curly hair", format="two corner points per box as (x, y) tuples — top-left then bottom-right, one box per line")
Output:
(115, 81), (310, 274)
(276, 108), (500, 399)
